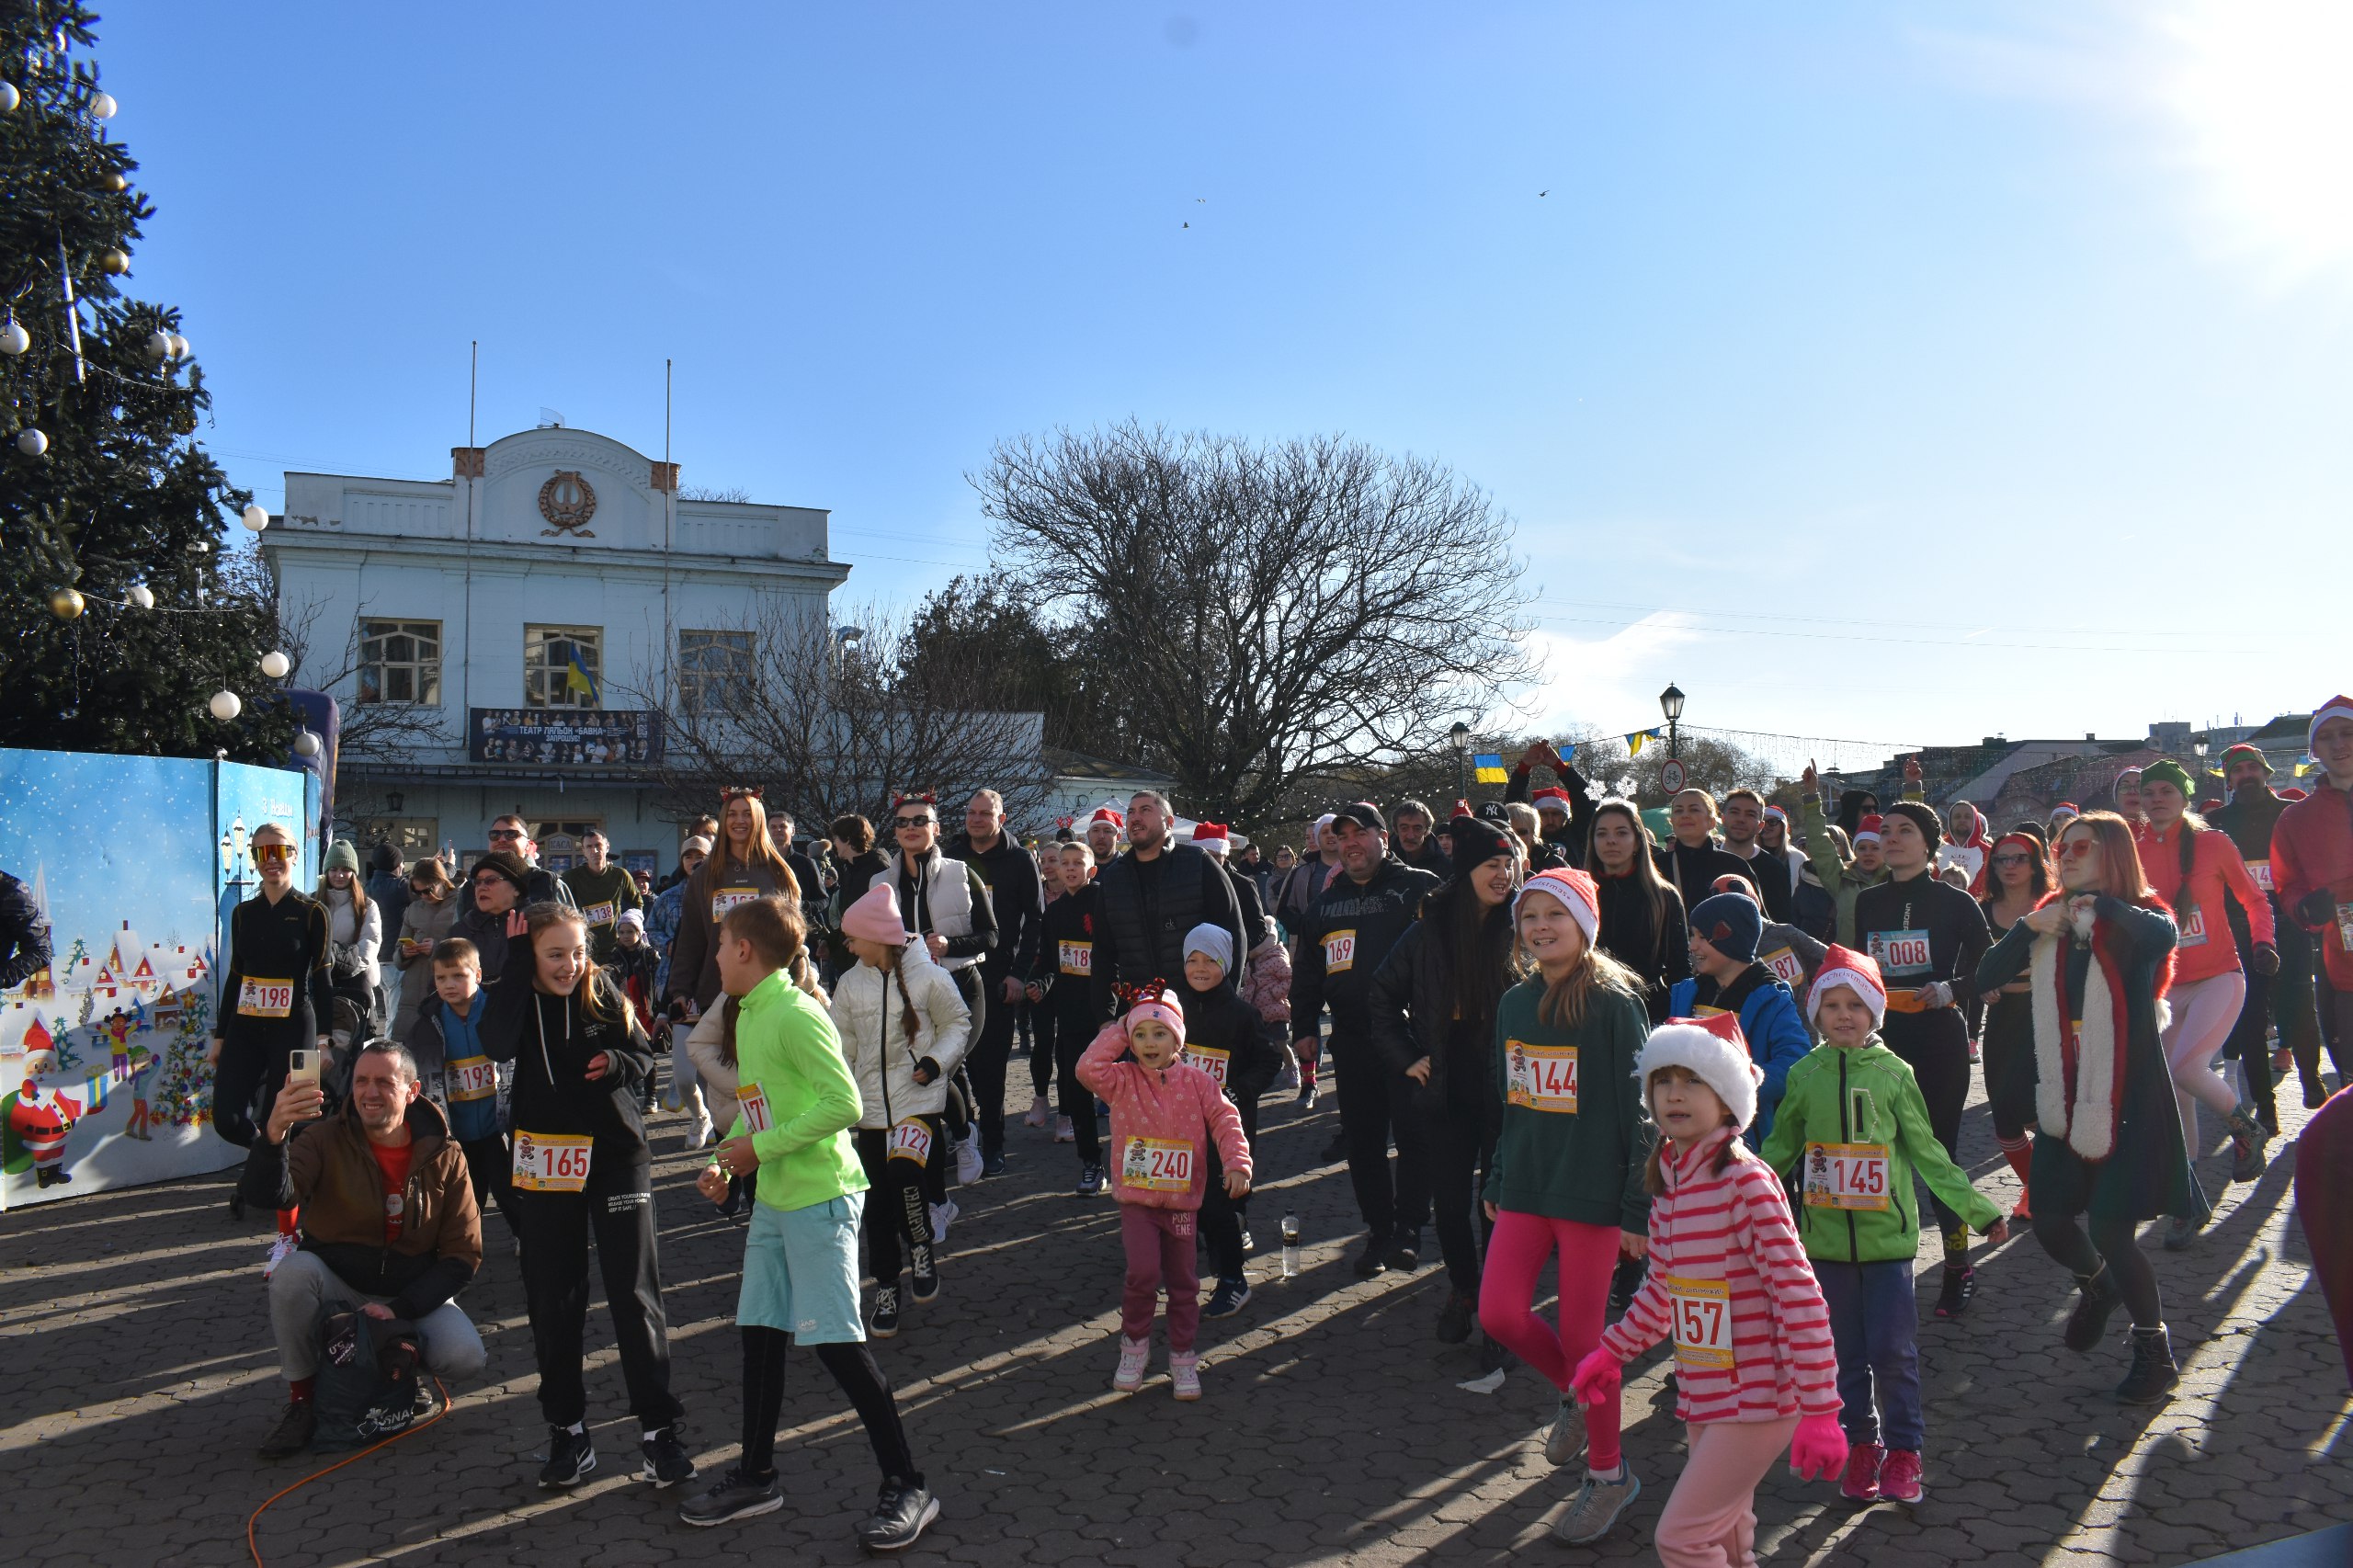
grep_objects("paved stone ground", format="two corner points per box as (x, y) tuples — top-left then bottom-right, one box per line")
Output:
(6, 1048), (2350, 1568)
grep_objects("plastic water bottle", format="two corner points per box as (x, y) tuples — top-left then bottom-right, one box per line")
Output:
(1280, 1214), (1302, 1280)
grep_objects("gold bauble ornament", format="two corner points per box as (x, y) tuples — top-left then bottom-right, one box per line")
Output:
(102, 170), (128, 193)
(49, 587), (85, 620)
(100, 248), (130, 275)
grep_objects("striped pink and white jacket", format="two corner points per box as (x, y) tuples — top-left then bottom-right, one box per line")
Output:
(1599, 1125), (1840, 1424)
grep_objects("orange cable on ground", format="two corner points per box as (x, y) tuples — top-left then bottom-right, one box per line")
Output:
(246, 1378), (452, 1568)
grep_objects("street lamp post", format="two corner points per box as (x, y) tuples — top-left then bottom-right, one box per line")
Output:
(1659, 683), (1686, 760)
(2193, 734), (2210, 799)
(1449, 722), (1472, 801)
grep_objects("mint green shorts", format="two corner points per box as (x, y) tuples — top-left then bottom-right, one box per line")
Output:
(736, 1192), (867, 1343)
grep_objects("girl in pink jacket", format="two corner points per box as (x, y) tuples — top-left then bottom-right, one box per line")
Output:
(1077, 983), (1253, 1401)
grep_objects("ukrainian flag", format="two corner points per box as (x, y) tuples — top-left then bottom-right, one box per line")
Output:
(1473, 753), (1507, 784)
(565, 650), (599, 702)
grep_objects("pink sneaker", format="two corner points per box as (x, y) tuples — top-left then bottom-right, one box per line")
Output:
(1170, 1351), (1201, 1401)
(1112, 1335), (1150, 1392)
(1840, 1441), (1883, 1503)
(1878, 1448), (1923, 1505)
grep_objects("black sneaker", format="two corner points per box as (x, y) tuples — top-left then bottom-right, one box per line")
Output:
(678, 1464), (784, 1527)
(871, 1284), (902, 1338)
(2115, 1324), (2179, 1404)
(1351, 1237), (1389, 1278)
(909, 1244), (941, 1303)
(256, 1399), (315, 1460)
(1321, 1131), (1347, 1163)
(412, 1379), (440, 1420)
(1385, 1226), (1423, 1272)
(1436, 1289), (1476, 1344)
(1203, 1277), (1251, 1318)
(856, 1475), (940, 1552)
(641, 1426), (696, 1488)
(1077, 1163), (1105, 1196)
(1239, 1227), (1254, 1253)
(1933, 1265), (1975, 1319)
(982, 1153), (1007, 1178)
(540, 1425), (597, 1489)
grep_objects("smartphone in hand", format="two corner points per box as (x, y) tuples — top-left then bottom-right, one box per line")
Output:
(287, 1049), (321, 1090)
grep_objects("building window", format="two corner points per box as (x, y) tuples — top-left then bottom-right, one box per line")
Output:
(358, 619), (441, 706)
(533, 821), (604, 874)
(525, 625), (602, 709)
(350, 818), (438, 858)
(678, 629), (754, 712)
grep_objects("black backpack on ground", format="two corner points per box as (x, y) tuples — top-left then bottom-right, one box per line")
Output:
(311, 1301), (424, 1451)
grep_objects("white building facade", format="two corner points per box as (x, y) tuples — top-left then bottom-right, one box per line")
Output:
(265, 426), (849, 877)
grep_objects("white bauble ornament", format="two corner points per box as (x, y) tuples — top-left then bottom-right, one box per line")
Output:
(294, 729), (322, 758)
(209, 689), (243, 721)
(16, 427), (47, 456)
(0, 83), (20, 113)
(0, 319), (27, 355)
(167, 333), (189, 358)
(147, 329), (171, 360)
(242, 504), (269, 532)
(260, 650), (290, 678)
(127, 582), (155, 608)
(88, 90), (117, 119)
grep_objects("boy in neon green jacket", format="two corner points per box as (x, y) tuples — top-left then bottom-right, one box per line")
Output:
(682, 897), (938, 1551)
(1757, 944), (2008, 1507)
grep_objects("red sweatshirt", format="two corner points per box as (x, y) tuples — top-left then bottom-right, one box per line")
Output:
(2137, 823), (2274, 985)
(1601, 1126), (1839, 1425)
(2273, 779), (2353, 989)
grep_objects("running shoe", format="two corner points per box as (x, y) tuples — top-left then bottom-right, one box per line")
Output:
(870, 1285), (902, 1338)
(1351, 1237), (1388, 1278)
(1077, 1163), (1105, 1196)
(641, 1426), (697, 1488)
(1169, 1351), (1201, 1401)
(1384, 1226), (1423, 1272)
(1024, 1095), (1051, 1129)
(540, 1426), (597, 1489)
(1933, 1265), (1974, 1318)
(1841, 1441), (1884, 1503)
(1436, 1290), (1476, 1345)
(1055, 1116), (1075, 1143)
(909, 1244), (941, 1303)
(1274, 1062), (1301, 1094)
(256, 1399), (316, 1460)
(955, 1139), (984, 1186)
(1541, 1396), (1586, 1465)
(930, 1199), (959, 1241)
(1878, 1448), (1923, 1504)
(678, 1465), (783, 1527)
(1112, 1335), (1151, 1392)
(2163, 1213), (2200, 1251)
(982, 1153), (1007, 1178)
(1552, 1468), (1641, 1544)
(689, 1116), (715, 1151)
(1297, 1083), (1319, 1111)
(1202, 1278), (1251, 1318)
(856, 1476), (940, 1553)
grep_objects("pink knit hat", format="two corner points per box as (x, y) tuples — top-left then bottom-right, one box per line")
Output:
(1513, 867), (1601, 946)
(1120, 980), (1186, 1042)
(840, 883), (910, 947)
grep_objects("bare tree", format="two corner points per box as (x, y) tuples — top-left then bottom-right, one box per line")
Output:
(975, 422), (1540, 826)
(273, 584), (459, 764)
(633, 597), (1051, 833)
(679, 484), (754, 504)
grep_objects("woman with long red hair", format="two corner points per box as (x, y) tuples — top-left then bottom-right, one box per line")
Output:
(1974, 811), (2201, 1406)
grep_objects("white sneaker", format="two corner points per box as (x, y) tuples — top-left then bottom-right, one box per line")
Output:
(1274, 1062), (1302, 1093)
(1024, 1095), (1051, 1129)
(262, 1233), (298, 1280)
(955, 1138), (983, 1187)
(1170, 1350), (1201, 1401)
(929, 1199), (959, 1243)
(689, 1117), (715, 1151)
(1112, 1335), (1151, 1392)
(1054, 1116), (1074, 1144)
(662, 1085), (683, 1113)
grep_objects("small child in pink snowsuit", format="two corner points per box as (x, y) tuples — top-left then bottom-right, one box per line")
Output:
(1076, 983), (1253, 1400)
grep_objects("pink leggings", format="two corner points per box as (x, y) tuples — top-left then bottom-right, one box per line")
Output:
(1477, 1210), (1623, 1470)
(1120, 1204), (1201, 1353)
(2163, 970), (2247, 1146)
(1656, 1416), (1800, 1568)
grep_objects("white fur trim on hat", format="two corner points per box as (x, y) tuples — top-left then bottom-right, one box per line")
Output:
(1807, 965), (1885, 1028)
(1635, 1021), (1763, 1131)
(1512, 869), (1601, 948)
(2311, 697), (2353, 756)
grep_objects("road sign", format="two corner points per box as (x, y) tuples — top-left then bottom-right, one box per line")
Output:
(1660, 757), (1688, 794)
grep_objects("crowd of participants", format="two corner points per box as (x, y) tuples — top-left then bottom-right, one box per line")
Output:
(182, 697), (2353, 1560)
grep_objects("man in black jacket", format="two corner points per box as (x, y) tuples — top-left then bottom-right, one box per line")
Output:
(1390, 801), (1451, 878)
(945, 789), (1047, 1175)
(1091, 791), (1245, 1021)
(1290, 801), (1442, 1276)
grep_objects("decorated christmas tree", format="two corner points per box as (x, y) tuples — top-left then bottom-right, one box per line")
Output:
(1, 3), (293, 760)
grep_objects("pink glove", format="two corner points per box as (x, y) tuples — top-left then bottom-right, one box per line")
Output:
(1788, 1413), (1849, 1482)
(1568, 1346), (1622, 1409)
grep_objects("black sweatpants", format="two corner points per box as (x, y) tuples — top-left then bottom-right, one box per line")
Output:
(1025, 998), (1053, 1097)
(1881, 1007), (1971, 1244)
(1425, 1105), (1497, 1295)
(459, 1131), (518, 1237)
(1332, 1029), (1429, 1241)
(510, 1153), (680, 1430)
(967, 967), (1020, 1158)
(943, 968), (984, 1142)
(214, 1011), (313, 1147)
(738, 1325), (918, 1484)
(855, 1120), (940, 1279)
(1051, 1001), (1103, 1166)
(1200, 1096), (1262, 1280)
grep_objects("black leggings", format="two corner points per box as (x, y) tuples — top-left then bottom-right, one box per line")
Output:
(967, 969), (1021, 1157)
(739, 1326), (917, 1484)
(459, 1132), (518, 1237)
(1024, 999), (1053, 1097)
(1051, 1003), (1102, 1165)
(1424, 1108), (1497, 1295)
(1200, 1096), (1261, 1279)
(854, 1122), (939, 1279)
(2033, 1210), (2162, 1328)
(943, 969), (983, 1141)
(1882, 1008), (1971, 1244)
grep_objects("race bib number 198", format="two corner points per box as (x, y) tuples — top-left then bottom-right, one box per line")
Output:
(1505, 1040), (1579, 1113)
(238, 976), (295, 1018)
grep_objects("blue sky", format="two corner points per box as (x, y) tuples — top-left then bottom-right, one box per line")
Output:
(90, 2), (2351, 760)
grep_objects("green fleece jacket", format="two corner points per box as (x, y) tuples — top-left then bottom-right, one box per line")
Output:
(1757, 1037), (2002, 1263)
(1482, 976), (1654, 1232)
(722, 970), (870, 1212)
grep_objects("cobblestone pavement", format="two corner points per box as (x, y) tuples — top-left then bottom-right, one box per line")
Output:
(6, 1050), (2350, 1568)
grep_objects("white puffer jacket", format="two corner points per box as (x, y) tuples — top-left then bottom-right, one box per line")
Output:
(829, 944), (972, 1130)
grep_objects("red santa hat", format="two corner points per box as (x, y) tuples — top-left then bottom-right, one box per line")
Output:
(2051, 801), (2080, 820)
(1088, 806), (1125, 830)
(2311, 696), (2353, 756)
(2281, 787), (2310, 801)
(1450, 799), (1472, 819)
(1513, 867), (1600, 945)
(1189, 822), (1231, 857)
(1531, 786), (1573, 813)
(1762, 804), (1790, 827)
(1636, 1013), (1762, 1131)
(1806, 944), (1887, 1028)
(1852, 813), (1885, 846)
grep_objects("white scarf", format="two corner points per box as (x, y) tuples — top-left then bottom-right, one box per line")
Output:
(2029, 928), (2118, 1162)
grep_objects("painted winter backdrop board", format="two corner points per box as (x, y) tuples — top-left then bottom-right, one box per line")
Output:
(0, 750), (320, 1207)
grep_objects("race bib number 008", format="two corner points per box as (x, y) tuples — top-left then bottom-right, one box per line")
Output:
(512, 1131), (594, 1193)
(1121, 1136), (1195, 1192)
(448, 1055), (498, 1102)
(238, 976), (295, 1018)
(1667, 1276), (1735, 1371)
(1058, 939), (1093, 976)
(1181, 1044), (1231, 1088)
(888, 1118), (933, 1165)
(1505, 1040), (1579, 1113)
(1802, 1142), (1891, 1211)
(1323, 929), (1358, 972)
(1870, 930), (1933, 976)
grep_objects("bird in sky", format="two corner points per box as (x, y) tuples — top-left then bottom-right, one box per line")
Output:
(1182, 221), (1189, 229)
(1539, 189), (1549, 197)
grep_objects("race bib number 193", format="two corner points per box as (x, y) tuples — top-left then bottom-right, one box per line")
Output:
(448, 1055), (498, 1102)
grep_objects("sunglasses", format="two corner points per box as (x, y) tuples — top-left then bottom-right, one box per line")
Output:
(2062, 838), (2100, 858)
(254, 842), (295, 865)
(1990, 854), (2031, 869)
(893, 816), (936, 830)
(487, 827), (525, 841)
